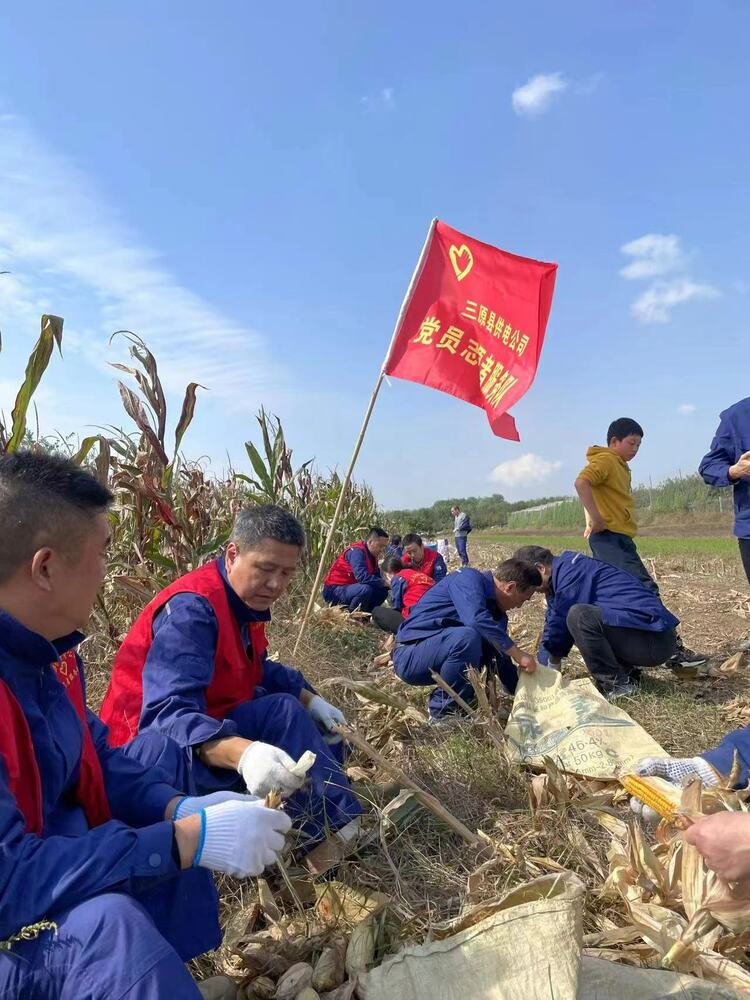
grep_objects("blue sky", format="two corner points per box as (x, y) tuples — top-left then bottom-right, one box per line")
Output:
(0, 2), (747, 509)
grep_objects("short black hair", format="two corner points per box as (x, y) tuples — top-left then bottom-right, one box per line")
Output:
(389, 534), (402, 546)
(512, 545), (554, 568)
(367, 526), (389, 540)
(231, 504), (306, 551)
(492, 558), (542, 592)
(0, 451), (113, 584)
(607, 417), (644, 443)
(383, 555), (404, 574)
(402, 532), (422, 547)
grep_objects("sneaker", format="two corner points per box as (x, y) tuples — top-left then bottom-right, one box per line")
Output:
(427, 711), (465, 728)
(665, 645), (708, 670)
(601, 678), (639, 700)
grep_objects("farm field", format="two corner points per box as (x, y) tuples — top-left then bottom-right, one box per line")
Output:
(475, 531), (740, 560)
(166, 533), (750, 990)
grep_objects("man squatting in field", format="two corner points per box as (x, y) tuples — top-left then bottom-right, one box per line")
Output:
(0, 453), (290, 999)
(102, 504), (362, 869)
(515, 545), (680, 700)
(322, 526), (389, 612)
(400, 532), (448, 581)
(575, 416), (705, 670)
(391, 560), (541, 722)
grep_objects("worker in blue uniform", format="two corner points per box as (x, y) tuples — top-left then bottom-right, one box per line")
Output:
(0, 452), (290, 999)
(699, 396), (750, 584)
(392, 559), (541, 721)
(513, 545), (680, 699)
(322, 527), (389, 612)
(102, 505), (362, 861)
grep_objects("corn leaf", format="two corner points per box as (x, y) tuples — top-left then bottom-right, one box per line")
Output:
(7, 315), (63, 452)
(174, 382), (205, 455)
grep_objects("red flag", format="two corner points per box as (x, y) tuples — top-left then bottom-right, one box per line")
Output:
(384, 220), (557, 441)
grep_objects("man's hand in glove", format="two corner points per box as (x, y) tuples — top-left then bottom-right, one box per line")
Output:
(306, 694), (347, 744)
(189, 799), (292, 878)
(630, 755), (719, 823)
(237, 742), (306, 797)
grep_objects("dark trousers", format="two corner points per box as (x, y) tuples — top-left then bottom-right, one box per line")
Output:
(566, 604), (677, 691)
(455, 535), (470, 566)
(740, 538), (750, 586)
(372, 605), (405, 634)
(322, 581), (388, 613)
(588, 530), (658, 594)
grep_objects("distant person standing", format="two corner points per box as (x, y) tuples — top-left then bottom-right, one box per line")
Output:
(574, 416), (705, 671)
(437, 537), (452, 565)
(450, 504), (472, 566)
(699, 397), (750, 585)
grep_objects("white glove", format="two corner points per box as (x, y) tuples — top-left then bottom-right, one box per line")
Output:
(307, 694), (347, 744)
(635, 756), (719, 787)
(195, 799), (292, 878)
(174, 790), (258, 819)
(237, 742), (305, 797)
(630, 756), (719, 825)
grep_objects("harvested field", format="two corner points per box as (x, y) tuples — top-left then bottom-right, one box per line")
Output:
(107, 536), (750, 993)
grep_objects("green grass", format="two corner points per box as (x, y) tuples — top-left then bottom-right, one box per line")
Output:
(475, 532), (739, 558)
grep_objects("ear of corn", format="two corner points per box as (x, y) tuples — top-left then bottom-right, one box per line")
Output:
(619, 774), (683, 819)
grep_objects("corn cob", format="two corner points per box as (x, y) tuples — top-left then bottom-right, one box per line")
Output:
(619, 774), (683, 819)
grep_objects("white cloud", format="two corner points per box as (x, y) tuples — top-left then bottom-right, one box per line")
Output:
(631, 278), (719, 324)
(677, 403), (696, 415)
(361, 87), (396, 112)
(512, 73), (568, 116)
(0, 109), (281, 409)
(489, 452), (562, 487)
(620, 234), (685, 280)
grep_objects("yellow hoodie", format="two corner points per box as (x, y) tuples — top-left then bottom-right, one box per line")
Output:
(577, 445), (637, 537)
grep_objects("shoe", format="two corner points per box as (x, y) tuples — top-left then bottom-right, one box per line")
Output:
(601, 678), (639, 700)
(427, 711), (464, 728)
(665, 646), (707, 670)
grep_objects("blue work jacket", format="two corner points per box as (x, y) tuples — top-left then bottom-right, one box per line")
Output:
(699, 397), (750, 537)
(0, 609), (217, 958)
(396, 568), (514, 652)
(703, 725), (750, 786)
(541, 551), (679, 660)
(139, 556), (314, 750)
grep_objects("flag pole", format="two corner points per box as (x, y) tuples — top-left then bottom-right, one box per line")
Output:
(292, 217), (438, 655)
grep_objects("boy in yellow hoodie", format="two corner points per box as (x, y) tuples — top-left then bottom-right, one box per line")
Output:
(575, 417), (706, 671)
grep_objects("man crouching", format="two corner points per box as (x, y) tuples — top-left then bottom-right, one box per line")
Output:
(101, 504), (362, 868)
(0, 453), (290, 998)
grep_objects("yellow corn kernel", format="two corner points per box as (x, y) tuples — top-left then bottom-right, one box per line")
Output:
(620, 774), (683, 819)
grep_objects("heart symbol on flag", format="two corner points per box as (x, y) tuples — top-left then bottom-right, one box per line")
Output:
(449, 244), (474, 282)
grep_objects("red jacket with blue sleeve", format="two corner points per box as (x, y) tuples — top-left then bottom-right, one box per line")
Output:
(401, 546), (447, 581)
(0, 611), (218, 958)
(324, 541), (383, 587)
(389, 569), (435, 617)
(101, 558), (313, 754)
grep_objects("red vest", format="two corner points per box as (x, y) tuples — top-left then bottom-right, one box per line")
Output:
(324, 541), (379, 587)
(402, 546), (440, 579)
(398, 568), (435, 617)
(101, 561), (268, 748)
(0, 652), (111, 834)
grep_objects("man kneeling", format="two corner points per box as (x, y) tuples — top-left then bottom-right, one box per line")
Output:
(0, 453), (289, 999)
(515, 545), (679, 699)
(102, 505), (362, 867)
(392, 560), (540, 721)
